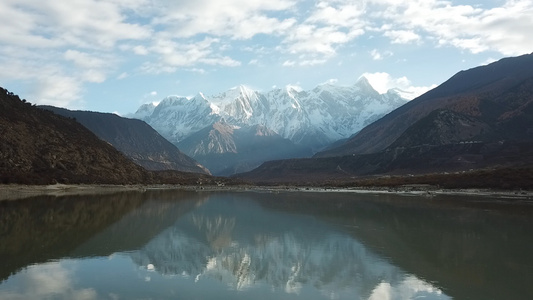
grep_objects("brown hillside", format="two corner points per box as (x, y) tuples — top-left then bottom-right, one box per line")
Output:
(0, 87), (153, 184)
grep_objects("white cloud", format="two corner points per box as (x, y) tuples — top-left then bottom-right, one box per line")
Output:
(282, 60), (296, 67)
(362, 72), (437, 99)
(370, 49), (393, 60)
(0, 0), (152, 108)
(117, 72), (129, 79)
(64, 50), (110, 83)
(0, 262), (98, 300)
(187, 68), (207, 74)
(369, 0), (533, 55)
(64, 50), (107, 69)
(33, 74), (86, 106)
(299, 58), (328, 66)
(2, 0), (532, 109)
(140, 37), (241, 73)
(133, 45), (149, 55)
(281, 1), (366, 64)
(307, 1), (366, 28)
(383, 30), (421, 44)
(0, 52), (86, 107)
(150, 0), (296, 39)
(0, 0), (151, 50)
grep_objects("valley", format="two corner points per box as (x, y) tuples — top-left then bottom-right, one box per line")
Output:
(1, 53), (533, 190)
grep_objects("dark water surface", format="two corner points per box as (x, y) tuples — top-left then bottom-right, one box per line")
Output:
(1, 189), (532, 299)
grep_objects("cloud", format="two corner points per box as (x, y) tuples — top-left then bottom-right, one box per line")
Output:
(282, 60), (296, 67)
(2, 0), (532, 108)
(281, 1), (366, 64)
(0, 262), (98, 300)
(139, 37), (241, 74)
(0, 52), (86, 107)
(117, 72), (129, 80)
(0, 0), (152, 108)
(362, 72), (437, 99)
(369, 49), (393, 60)
(64, 50), (110, 83)
(369, 0), (533, 55)
(0, 1), (150, 50)
(383, 30), (421, 44)
(149, 0), (296, 39)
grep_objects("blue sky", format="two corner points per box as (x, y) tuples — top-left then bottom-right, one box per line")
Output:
(1, 0), (532, 115)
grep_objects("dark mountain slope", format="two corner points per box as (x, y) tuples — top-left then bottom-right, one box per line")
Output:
(40, 106), (210, 175)
(236, 141), (533, 184)
(0, 88), (217, 185)
(0, 88), (150, 184)
(317, 53), (533, 157)
(237, 53), (533, 185)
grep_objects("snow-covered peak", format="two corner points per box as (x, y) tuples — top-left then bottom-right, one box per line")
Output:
(210, 85), (258, 106)
(386, 88), (418, 100)
(131, 79), (408, 147)
(131, 102), (156, 119)
(353, 76), (379, 96)
(285, 84), (303, 93)
(157, 95), (188, 107)
(195, 92), (207, 100)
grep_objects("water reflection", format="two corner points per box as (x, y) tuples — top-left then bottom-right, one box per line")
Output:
(126, 195), (448, 299)
(1, 190), (532, 299)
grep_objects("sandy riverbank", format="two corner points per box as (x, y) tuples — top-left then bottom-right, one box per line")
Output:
(1, 183), (532, 201)
(0, 184), (148, 201)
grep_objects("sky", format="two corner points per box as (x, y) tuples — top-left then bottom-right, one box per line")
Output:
(1, 0), (532, 115)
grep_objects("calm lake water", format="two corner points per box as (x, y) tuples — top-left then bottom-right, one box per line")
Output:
(1, 189), (532, 300)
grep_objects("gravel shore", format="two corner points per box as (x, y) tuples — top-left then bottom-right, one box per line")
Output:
(2, 183), (532, 201)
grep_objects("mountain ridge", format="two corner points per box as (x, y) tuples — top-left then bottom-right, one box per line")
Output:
(130, 77), (407, 149)
(40, 106), (210, 175)
(237, 53), (533, 184)
(317, 53), (533, 157)
(0, 87), (220, 185)
(130, 78), (407, 174)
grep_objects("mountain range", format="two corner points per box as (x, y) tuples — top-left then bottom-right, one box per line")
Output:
(318, 53), (533, 157)
(237, 53), (533, 184)
(40, 106), (210, 175)
(0, 88), (216, 185)
(2, 52), (532, 187)
(130, 77), (407, 175)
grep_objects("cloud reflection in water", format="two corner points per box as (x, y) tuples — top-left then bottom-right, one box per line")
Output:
(0, 262), (97, 300)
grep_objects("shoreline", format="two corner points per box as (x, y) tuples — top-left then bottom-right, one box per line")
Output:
(1, 183), (532, 201)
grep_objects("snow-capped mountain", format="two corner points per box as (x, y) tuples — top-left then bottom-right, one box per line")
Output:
(129, 77), (407, 175)
(131, 77), (407, 149)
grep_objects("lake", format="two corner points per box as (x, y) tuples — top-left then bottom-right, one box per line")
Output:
(1, 189), (532, 299)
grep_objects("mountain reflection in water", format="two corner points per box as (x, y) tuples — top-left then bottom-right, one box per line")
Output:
(1, 190), (532, 299)
(129, 199), (447, 299)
